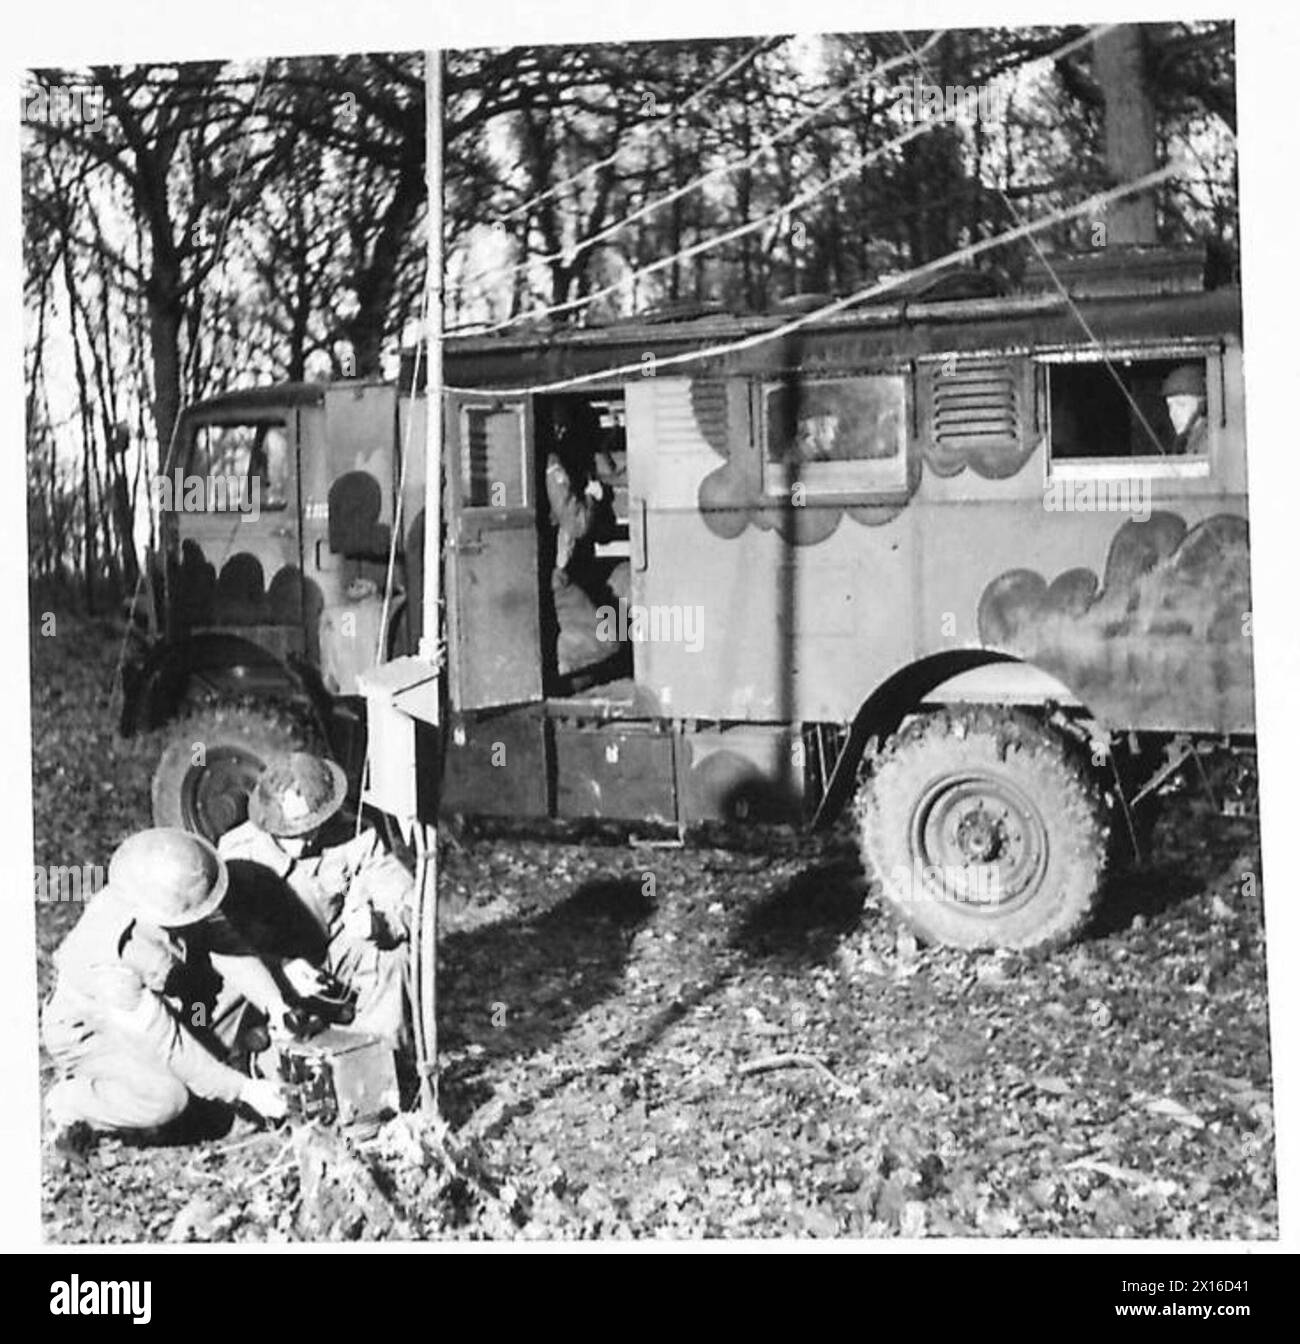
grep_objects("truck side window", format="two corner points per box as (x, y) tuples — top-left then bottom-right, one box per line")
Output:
(762, 374), (908, 495)
(1048, 356), (1211, 462)
(461, 405), (527, 509)
(190, 421), (290, 510)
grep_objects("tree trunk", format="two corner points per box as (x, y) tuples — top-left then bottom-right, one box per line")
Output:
(147, 267), (184, 471)
(345, 158), (426, 374)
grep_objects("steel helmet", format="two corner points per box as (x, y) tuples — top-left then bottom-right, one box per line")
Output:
(248, 753), (348, 837)
(107, 828), (228, 927)
(1161, 364), (1205, 399)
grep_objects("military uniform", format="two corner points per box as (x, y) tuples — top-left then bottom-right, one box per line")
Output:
(218, 820), (412, 1042)
(546, 447), (630, 677)
(1162, 364), (1209, 456)
(1175, 411), (1209, 456)
(42, 831), (265, 1135)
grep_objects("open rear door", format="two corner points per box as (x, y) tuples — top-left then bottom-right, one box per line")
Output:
(444, 393), (543, 709)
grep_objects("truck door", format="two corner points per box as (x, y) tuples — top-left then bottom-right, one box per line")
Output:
(444, 394), (543, 709)
(313, 384), (400, 599)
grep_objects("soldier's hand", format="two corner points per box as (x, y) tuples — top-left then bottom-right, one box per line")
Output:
(266, 1011), (296, 1044)
(338, 899), (376, 947)
(240, 1077), (288, 1122)
(283, 957), (330, 999)
(284, 1008), (327, 1039)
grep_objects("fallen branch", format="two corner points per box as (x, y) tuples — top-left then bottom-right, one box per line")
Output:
(1063, 1157), (1149, 1185)
(738, 1053), (858, 1098)
(242, 1134), (297, 1189)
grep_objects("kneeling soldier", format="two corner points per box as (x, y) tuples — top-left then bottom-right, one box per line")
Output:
(218, 753), (413, 1045)
(42, 829), (287, 1159)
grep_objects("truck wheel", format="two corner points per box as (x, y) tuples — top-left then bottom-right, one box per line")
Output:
(854, 707), (1108, 951)
(151, 701), (317, 844)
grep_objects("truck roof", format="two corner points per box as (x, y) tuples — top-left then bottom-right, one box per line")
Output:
(183, 283), (1242, 413)
(444, 285), (1242, 389)
(182, 381), (327, 418)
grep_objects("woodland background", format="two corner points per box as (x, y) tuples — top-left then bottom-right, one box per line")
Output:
(23, 24), (1237, 607)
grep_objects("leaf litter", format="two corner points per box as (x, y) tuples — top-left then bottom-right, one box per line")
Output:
(33, 614), (1277, 1241)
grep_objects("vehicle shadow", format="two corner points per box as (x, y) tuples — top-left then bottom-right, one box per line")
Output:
(728, 853), (869, 967)
(1088, 803), (1259, 939)
(1088, 859), (1205, 938)
(437, 876), (653, 1126)
(438, 850), (873, 1132)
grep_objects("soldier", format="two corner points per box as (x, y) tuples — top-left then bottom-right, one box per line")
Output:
(217, 752), (413, 1045)
(544, 397), (630, 678)
(42, 829), (288, 1161)
(1162, 363), (1209, 455)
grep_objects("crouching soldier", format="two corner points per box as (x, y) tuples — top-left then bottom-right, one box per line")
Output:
(42, 829), (287, 1158)
(218, 753), (413, 1045)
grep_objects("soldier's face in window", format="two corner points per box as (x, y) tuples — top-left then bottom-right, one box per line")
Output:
(1166, 394), (1203, 436)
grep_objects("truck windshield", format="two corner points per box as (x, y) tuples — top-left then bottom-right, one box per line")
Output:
(190, 421), (291, 510)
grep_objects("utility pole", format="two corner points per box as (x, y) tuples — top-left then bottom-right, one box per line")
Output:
(359, 49), (442, 1114)
(1094, 26), (1159, 247)
(412, 47), (444, 1112)
(422, 49), (443, 667)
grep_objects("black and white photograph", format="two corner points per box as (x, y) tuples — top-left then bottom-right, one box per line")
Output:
(5, 1), (1293, 1260)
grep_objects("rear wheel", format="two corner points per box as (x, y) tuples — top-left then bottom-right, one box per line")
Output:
(854, 706), (1108, 950)
(151, 701), (318, 844)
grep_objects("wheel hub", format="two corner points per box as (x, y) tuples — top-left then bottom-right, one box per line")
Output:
(955, 806), (1003, 862)
(910, 772), (1049, 910)
(181, 746), (266, 843)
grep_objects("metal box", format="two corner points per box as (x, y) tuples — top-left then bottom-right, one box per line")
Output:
(552, 720), (677, 823)
(440, 707), (549, 817)
(273, 1028), (399, 1127)
(676, 724), (802, 824)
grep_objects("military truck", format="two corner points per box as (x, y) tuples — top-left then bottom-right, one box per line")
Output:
(121, 248), (1255, 951)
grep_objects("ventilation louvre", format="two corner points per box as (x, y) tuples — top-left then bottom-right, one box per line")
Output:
(930, 358), (1020, 451)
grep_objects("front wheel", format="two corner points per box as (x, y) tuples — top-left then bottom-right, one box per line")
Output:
(854, 707), (1109, 951)
(151, 701), (317, 844)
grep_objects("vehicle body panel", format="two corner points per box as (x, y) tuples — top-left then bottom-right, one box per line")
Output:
(138, 271), (1255, 831)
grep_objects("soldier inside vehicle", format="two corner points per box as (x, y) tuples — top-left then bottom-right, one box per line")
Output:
(1048, 354), (1212, 461)
(536, 393), (631, 692)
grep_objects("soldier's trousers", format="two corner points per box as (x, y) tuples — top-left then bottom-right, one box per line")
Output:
(329, 930), (407, 1044)
(42, 975), (248, 1134)
(552, 569), (607, 676)
(43, 1030), (191, 1132)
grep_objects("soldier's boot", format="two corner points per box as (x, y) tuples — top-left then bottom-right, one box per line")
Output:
(49, 1119), (97, 1171)
(45, 1084), (99, 1171)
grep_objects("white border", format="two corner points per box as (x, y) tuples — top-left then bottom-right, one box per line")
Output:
(2, 0), (1295, 1256)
